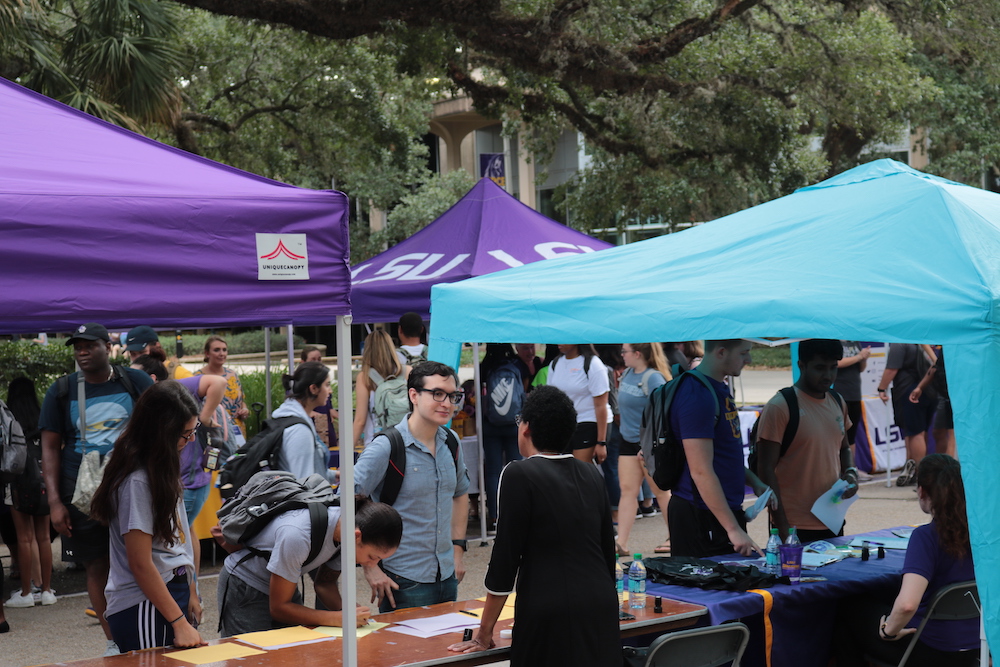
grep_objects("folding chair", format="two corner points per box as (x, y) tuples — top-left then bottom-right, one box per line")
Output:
(867, 580), (981, 667)
(641, 622), (750, 667)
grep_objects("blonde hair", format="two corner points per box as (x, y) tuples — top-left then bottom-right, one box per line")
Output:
(632, 343), (672, 380)
(361, 330), (403, 381)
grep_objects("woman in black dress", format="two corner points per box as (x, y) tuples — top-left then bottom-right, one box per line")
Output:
(448, 385), (622, 666)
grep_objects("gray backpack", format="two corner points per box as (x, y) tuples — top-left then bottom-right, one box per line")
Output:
(370, 369), (410, 430)
(217, 470), (337, 568)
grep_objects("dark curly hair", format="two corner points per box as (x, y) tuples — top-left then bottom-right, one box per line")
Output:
(519, 385), (577, 454)
(797, 339), (844, 364)
(917, 454), (969, 559)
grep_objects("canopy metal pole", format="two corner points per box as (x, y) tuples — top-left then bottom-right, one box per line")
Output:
(472, 343), (489, 542)
(337, 315), (357, 667)
(287, 325), (295, 370)
(264, 327), (272, 415)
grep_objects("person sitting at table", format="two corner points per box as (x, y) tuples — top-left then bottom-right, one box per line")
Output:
(215, 495), (403, 636)
(833, 453), (977, 667)
(447, 385), (622, 666)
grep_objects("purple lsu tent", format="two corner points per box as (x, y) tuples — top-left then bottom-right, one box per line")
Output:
(0, 76), (351, 333)
(349, 177), (612, 322)
(0, 77), (377, 667)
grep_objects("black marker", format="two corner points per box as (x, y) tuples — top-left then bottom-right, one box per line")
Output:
(459, 609), (480, 618)
(654, 597), (662, 613)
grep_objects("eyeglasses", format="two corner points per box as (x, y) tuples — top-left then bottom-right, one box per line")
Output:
(180, 422), (201, 441)
(514, 415), (523, 426)
(415, 388), (465, 405)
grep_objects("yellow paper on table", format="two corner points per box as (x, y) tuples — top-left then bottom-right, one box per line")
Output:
(314, 622), (389, 638)
(476, 593), (516, 607)
(234, 625), (332, 649)
(164, 643), (265, 664)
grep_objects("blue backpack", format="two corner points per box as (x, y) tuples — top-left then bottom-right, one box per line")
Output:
(486, 360), (524, 425)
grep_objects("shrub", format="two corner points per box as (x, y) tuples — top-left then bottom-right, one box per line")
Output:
(0, 341), (76, 397)
(178, 331), (307, 359)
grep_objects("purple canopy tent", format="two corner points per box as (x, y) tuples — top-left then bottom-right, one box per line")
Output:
(351, 178), (612, 540)
(350, 177), (612, 322)
(0, 77), (351, 333)
(0, 78), (369, 666)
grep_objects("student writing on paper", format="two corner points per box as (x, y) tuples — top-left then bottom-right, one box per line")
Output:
(90, 382), (205, 652)
(833, 454), (977, 667)
(216, 496), (402, 636)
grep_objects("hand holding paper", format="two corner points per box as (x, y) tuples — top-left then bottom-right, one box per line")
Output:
(810, 479), (858, 534)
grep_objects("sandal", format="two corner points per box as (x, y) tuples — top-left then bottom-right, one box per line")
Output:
(654, 540), (671, 554)
(615, 542), (630, 557)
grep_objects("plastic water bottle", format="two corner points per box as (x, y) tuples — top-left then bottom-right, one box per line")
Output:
(784, 526), (802, 584)
(628, 554), (646, 609)
(615, 555), (624, 609)
(765, 528), (782, 575)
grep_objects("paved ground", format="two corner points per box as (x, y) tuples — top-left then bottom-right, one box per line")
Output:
(5, 369), (926, 666)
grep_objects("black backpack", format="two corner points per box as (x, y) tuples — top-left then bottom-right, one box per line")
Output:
(638, 370), (719, 491)
(217, 470), (338, 569)
(377, 426), (460, 506)
(746, 387), (843, 476)
(217, 415), (311, 500)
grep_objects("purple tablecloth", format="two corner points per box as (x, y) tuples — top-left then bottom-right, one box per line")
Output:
(646, 528), (909, 667)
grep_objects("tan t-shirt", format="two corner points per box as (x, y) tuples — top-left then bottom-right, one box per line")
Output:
(759, 388), (851, 530)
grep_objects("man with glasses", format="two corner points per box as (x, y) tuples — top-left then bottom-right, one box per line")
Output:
(39, 323), (153, 655)
(354, 361), (470, 612)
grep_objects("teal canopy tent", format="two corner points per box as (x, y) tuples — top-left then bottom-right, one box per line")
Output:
(428, 159), (1000, 649)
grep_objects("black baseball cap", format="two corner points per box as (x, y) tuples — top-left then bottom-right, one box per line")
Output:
(66, 322), (110, 345)
(123, 325), (159, 351)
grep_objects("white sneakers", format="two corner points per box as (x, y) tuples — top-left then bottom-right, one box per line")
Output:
(4, 587), (57, 607)
(5, 590), (34, 608)
(104, 640), (121, 657)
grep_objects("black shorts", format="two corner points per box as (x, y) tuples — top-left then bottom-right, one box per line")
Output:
(893, 387), (935, 437)
(60, 493), (110, 563)
(620, 439), (641, 457)
(667, 494), (747, 558)
(569, 422), (598, 452)
(933, 397), (954, 430)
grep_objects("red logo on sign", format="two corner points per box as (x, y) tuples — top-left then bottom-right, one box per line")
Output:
(260, 241), (305, 260)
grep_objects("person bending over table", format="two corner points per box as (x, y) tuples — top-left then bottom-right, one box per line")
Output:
(448, 385), (623, 666)
(833, 453), (977, 667)
(215, 496), (402, 636)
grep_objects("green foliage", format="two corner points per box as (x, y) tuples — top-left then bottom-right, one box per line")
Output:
(749, 343), (792, 370)
(4, 0), (182, 128)
(0, 340), (76, 394)
(180, 331), (307, 358)
(350, 170), (478, 263)
(239, 369), (341, 439)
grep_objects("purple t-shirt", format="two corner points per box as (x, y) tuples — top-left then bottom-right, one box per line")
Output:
(669, 373), (745, 510)
(177, 377), (211, 489)
(902, 520), (977, 652)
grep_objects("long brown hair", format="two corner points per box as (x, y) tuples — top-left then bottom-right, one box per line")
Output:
(90, 381), (199, 545)
(631, 343), (672, 380)
(917, 454), (970, 559)
(361, 330), (403, 381)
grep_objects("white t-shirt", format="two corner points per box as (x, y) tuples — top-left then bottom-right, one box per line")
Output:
(224, 506), (343, 594)
(547, 355), (612, 423)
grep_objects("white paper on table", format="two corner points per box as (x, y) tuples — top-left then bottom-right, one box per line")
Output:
(810, 478), (858, 533)
(391, 613), (480, 634)
(849, 536), (910, 550)
(744, 487), (774, 522)
(385, 626), (467, 639)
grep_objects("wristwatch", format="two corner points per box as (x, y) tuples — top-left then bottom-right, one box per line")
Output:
(595, 441), (607, 446)
(877, 388), (887, 394)
(452, 539), (468, 552)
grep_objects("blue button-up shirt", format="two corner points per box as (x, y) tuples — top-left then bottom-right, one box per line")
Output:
(354, 418), (470, 583)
